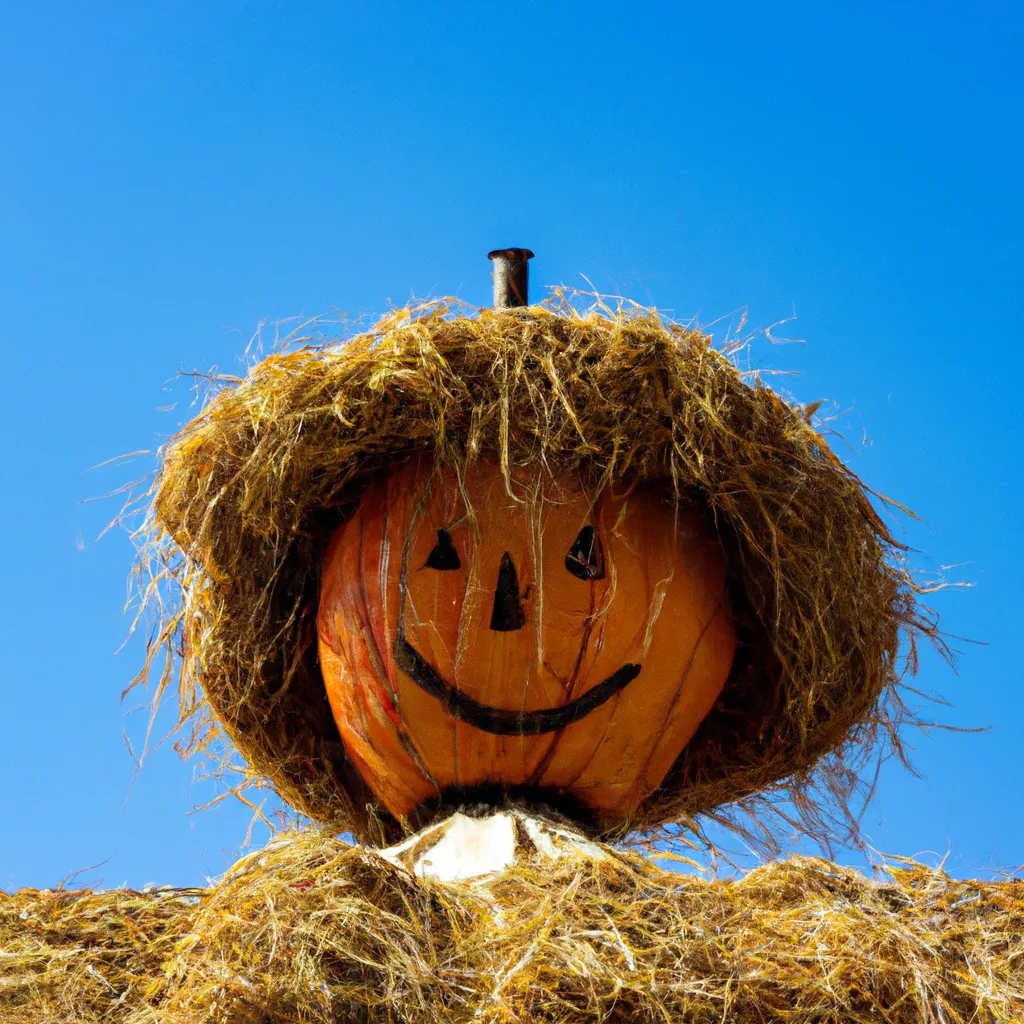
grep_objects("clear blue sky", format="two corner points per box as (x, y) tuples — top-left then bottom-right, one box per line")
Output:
(1, 1), (1020, 890)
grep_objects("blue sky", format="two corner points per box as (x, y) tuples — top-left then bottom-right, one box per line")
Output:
(1, 1), (1020, 889)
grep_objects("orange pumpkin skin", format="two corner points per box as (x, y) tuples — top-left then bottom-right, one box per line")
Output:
(317, 458), (737, 825)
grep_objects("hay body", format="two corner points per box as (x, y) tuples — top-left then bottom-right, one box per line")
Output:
(3, 827), (1021, 1023)
(141, 301), (939, 845)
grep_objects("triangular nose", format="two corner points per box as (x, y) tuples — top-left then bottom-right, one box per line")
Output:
(489, 552), (526, 631)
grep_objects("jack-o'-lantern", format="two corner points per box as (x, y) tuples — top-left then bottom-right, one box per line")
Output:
(317, 456), (737, 824)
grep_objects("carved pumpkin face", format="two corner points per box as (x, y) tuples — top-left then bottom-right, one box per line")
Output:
(317, 457), (737, 826)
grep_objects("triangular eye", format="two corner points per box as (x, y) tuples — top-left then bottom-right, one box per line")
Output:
(565, 525), (605, 580)
(425, 528), (461, 570)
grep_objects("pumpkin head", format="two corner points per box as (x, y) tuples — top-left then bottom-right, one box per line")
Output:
(317, 456), (737, 825)
(151, 304), (928, 847)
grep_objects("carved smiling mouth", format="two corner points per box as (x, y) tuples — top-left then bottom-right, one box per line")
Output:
(393, 626), (641, 737)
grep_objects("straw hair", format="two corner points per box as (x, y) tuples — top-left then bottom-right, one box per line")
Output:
(136, 297), (941, 848)
(2, 824), (1019, 1023)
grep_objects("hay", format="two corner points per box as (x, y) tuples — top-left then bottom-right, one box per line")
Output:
(136, 297), (942, 848)
(3, 823), (1020, 1023)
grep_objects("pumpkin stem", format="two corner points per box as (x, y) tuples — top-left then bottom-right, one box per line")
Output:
(487, 247), (535, 308)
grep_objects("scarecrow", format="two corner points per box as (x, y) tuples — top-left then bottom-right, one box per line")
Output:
(148, 247), (930, 849)
(4, 251), (1020, 1024)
